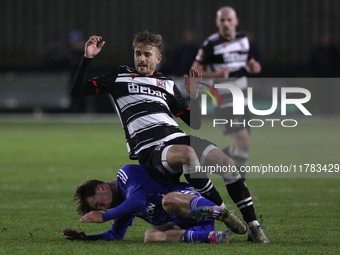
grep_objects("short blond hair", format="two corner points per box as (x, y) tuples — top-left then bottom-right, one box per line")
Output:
(132, 30), (162, 52)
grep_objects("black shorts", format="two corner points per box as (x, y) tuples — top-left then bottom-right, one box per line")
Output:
(138, 136), (216, 182)
(214, 106), (251, 135)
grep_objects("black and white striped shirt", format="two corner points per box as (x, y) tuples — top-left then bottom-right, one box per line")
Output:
(196, 32), (250, 77)
(72, 58), (192, 159)
(195, 32), (251, 107)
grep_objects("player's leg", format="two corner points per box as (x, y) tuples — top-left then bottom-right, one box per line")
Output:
(175, 215), (232, 244)
(164, 144), (224, 207)
(138, 137), (225, 209)
(181, 136), (252, 225)
(218, 106), (250, 181)
(204, 148), (269, 242)
(162, 192), (196, 217)
(162, 191), (247, 234)
(144, 222), (185, 243)
(144, 222), (230, 244)
(183, 229), (230, 244)
(229, 128), (250, 181)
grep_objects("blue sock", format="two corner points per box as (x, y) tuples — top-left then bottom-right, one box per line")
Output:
(183, 230), (210, 243)
(190, 196), (216, 209)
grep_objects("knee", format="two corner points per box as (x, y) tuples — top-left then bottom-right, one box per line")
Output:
(144, 229), (166, 243)
(222, 154), (235, 166)
(162, 193), (177, 212)
(168, 145), (195, 165)
(144, 229), (154, 243)
(233, 131), (250, 151)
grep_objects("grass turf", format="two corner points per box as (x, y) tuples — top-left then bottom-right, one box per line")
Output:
(0, 117), (339, 254)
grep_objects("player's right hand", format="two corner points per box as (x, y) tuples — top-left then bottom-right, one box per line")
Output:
(63, 228), (88, 241)
(84, 35), (105, 59)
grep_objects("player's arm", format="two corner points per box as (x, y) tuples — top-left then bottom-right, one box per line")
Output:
(78, 188), (146, 223)
(71, 35), (105, 97)
(63, 216), (133, 241)
(101, 188), (146, 222)
(176, 97), (201, 130)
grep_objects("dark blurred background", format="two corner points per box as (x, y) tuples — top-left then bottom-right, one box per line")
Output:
(1, 0), (339, 114)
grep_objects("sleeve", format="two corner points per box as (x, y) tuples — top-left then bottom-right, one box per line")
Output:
(101, 166), (148, 222)
(101, 188), (146, 222)
(170, 85), (201, 129)
(87, 216), (134, 241)
(195, 40), (213, 67)
(71, 56), (118, 97)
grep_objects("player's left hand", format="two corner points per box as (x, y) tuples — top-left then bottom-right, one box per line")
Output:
(184, 68), (202, 99)
(79, 211), (104, 223)
(63, 228), (88, 241)
(247, 58), (261, 73)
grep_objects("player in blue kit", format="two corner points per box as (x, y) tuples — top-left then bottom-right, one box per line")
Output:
(63, 164), (247, 243)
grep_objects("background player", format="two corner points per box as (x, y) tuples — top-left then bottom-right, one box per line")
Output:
(192, 6), (262, 181)
(71, 31), (268, 242)
(62, 164), (248, 243)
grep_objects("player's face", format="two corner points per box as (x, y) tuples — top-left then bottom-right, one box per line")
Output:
(216, 9), (239, 39)
(87, 184), (113, 212)
(134, 43), (162, 76)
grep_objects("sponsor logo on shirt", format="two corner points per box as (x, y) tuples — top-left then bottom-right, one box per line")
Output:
(128, 83), (167, 100)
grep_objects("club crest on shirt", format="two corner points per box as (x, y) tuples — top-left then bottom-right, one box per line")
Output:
(128, 83), (139, 93)
(156, 79), (166, 89)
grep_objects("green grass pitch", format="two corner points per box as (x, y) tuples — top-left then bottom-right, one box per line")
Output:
(0, 117), (339, 254)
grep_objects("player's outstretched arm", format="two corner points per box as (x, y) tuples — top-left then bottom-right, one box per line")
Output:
(84, 35), (105, 59)
(63, 228), (88, 241)
(71, 36), (105, 97)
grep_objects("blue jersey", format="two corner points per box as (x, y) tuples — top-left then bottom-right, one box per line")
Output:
(87, 164), (199, 241)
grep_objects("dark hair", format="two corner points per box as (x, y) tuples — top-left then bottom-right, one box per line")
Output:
(132, 30), (162, 52)
(73, 179), (104, 215)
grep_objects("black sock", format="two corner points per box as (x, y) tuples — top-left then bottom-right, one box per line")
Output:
(184, 173), (223, 206)
(226, 179), (257, 223)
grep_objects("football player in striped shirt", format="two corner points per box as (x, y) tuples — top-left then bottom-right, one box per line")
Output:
(192, 6), (262, 182)
(71, 30), (268, 243)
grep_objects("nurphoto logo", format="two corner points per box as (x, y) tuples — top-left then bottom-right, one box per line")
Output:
(197, 82), (312, 128)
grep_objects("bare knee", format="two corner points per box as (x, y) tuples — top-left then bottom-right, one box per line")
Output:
(144, 229), (167, 243)
(206, 148), (234, 166)
(222, 153), (235, 166)
(167, 145), (195, 165)
(162, 193), (174, 211)
(162, 192), (182, 213)
(231, 129), (250, 151)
